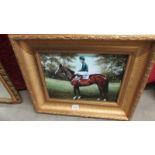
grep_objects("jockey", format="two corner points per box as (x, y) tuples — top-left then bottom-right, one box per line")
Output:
(75, 56), (89, 80)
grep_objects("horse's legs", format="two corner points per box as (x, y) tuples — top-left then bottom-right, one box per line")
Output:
(101, 88), (107, 101)
(97, 81), (108, 101)
(103, 92), (108, 101)
(97, 85), (103, 101)
(73, 86), (77, 100)
(77, 87), (81, 99)
(99, 85), (108, 101)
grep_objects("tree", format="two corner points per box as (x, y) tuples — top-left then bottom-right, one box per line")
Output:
(96, 54), (128, 82)
(40, 53), (76, 80)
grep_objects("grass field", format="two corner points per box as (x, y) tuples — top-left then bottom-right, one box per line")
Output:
(45, 78), (121, 101)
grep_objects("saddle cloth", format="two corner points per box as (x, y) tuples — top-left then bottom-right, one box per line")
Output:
(76, 71), (89, 79)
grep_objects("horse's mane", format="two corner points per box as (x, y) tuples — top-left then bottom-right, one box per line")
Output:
(67, 68), (75, 74)
(64, 66), (75, 75)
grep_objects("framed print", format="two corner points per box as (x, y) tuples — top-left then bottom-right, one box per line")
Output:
(0, 62), (21, 103)
(9, 34), (155, 120)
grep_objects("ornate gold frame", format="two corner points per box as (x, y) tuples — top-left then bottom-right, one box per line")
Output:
(0, 62), (21, 103)
(9, 34), (155, 120)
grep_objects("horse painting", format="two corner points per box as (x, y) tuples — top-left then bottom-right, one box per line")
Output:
(55, 64), (109, 101)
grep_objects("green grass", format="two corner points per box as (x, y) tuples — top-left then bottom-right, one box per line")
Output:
(45, 78), (121, 101)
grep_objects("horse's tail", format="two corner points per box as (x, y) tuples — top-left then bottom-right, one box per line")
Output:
(103, 77), (109, 94)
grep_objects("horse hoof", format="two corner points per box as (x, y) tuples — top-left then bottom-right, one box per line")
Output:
(73, 96), (77, 100)
(78, 96), (81, 99)
(97, 98), (101, 101)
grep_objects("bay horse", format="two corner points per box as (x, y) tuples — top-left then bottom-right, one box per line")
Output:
(55, 64), (109, 101)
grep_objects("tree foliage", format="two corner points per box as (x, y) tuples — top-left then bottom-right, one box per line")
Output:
(40, 53), (76, 80)
(96, 54), (128, 82)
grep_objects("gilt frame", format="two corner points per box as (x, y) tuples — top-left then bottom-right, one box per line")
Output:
(9, 34), (155, 120)
(0, 62), (21, 103)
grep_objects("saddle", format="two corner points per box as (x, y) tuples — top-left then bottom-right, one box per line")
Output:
(72, 77), (91, 86)
(75, 74), (89, 80)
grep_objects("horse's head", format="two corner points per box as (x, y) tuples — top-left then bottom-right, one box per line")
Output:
(55, 64), (75, 80)
(55, 64), (64, 75)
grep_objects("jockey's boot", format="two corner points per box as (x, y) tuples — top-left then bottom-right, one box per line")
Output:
(74, 75), (81, 80)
